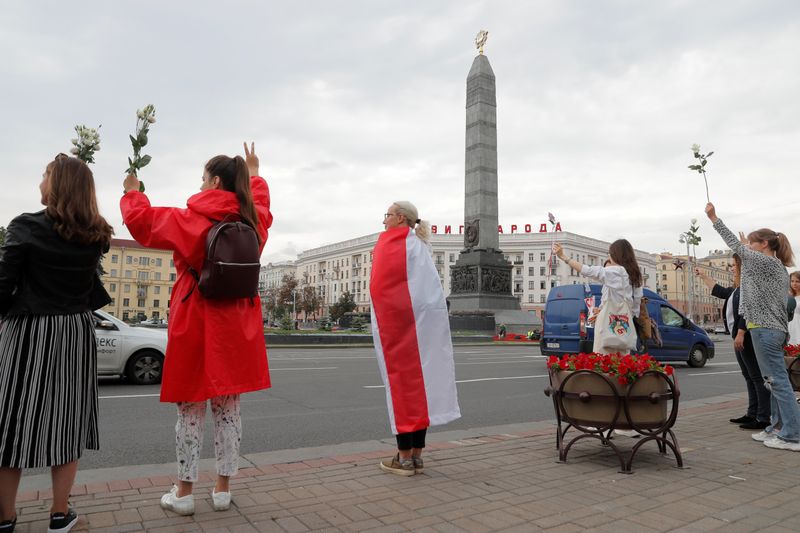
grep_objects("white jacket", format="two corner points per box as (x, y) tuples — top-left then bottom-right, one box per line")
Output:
(580, 264), (643, 317)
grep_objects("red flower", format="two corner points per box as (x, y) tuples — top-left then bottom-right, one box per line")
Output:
(665, 365), (674, 375)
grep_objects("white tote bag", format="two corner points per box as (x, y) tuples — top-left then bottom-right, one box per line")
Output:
(592, 291), (636, 354)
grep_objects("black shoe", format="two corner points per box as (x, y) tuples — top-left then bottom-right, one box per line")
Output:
(0, 517), (16, 533)
(48, 508), (78, 533)
(740, 420), (770, 430)
(730, 415), (755, 424)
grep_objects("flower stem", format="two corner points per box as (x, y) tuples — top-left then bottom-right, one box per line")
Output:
(702, 171), (710, 203)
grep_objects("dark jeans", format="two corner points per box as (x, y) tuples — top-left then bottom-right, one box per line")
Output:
(736, 331), (771, 422)
(396, 428), (427, 451)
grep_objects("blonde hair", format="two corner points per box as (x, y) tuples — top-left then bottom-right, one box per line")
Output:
(392, 201), (431, 243)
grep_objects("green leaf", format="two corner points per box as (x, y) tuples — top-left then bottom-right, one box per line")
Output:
(128, 157), (133, 167)
(129, 134), (137, 145)
(706, 151), (714, 158)
(701, 160), (707, 166)
(139, 181), (146, 193)
(694, 153), (700, 158)
(139, 154), (152, 167)
(138, 131), (148, 147)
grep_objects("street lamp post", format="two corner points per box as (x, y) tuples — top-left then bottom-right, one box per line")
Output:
(679, 233), (694, 321)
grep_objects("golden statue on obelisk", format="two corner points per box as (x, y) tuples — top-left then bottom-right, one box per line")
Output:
(475, 30), (488, 55)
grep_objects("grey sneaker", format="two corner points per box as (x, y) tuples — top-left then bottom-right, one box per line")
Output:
(764, 436), (800, 451)
(412, 455), (424, 474)
(379, 454), (415, 476)
(752, 430), (772, 442)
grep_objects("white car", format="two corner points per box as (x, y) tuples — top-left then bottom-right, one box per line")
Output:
(93, 310), (168, 385)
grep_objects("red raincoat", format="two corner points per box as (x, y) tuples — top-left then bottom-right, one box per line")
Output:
(120, 176), (272, 402)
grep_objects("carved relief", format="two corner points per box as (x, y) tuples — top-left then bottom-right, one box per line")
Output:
(481, 267), (511, 294)
(464, 219), (480, 249)
(450, 265), (479, 294)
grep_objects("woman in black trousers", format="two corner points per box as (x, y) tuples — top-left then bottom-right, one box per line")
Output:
(697, 256), (770, 429)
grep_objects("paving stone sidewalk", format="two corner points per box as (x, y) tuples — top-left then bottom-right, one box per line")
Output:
(12, 394), (800, 532)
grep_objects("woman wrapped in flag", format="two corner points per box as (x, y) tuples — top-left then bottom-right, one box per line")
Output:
(370, 201), (461, 476)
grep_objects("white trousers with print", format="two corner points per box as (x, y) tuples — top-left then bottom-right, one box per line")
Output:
(175, 394), (241, 482)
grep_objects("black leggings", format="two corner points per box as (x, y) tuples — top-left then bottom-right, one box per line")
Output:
(396, 428), (427, 451)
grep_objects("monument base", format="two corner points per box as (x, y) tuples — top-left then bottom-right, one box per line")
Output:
(448, 249), (521, 313)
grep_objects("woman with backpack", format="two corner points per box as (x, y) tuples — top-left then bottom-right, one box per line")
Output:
(706, 202), (800, 451)
(553, 239), (643, 354)
(120, 143), (273, 514)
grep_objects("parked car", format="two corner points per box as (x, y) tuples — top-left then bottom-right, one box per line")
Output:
(713, 325), (727, 334)
(540, 284), (715, 367)
(94, 310), (168, 384)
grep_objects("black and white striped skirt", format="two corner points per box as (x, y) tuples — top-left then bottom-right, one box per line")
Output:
(0, 312), (99, 468)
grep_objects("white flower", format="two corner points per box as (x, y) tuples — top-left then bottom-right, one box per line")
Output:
(71, 138), (79, 145)
(691, 143), (700, 153)
(70, 147), (80, 155)
(691, 218), (697, 225)
(147, 116), (156, 123)
(137, 110), (145, 119)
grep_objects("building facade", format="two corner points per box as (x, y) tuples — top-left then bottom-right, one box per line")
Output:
(283, 230), (657, 319)
(655, 250), (735, 324)
(99, 239), (176, 323)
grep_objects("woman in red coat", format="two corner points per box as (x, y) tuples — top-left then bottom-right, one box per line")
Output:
(120, 143), (272, 515)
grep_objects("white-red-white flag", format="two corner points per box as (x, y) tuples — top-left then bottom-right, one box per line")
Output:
(370, 226), (461, 434)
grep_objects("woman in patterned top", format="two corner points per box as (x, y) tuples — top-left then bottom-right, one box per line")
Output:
(706, 202), (800, 451)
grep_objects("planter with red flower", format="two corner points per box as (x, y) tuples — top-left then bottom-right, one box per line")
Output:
(544, 353), (682, 473)
(783, 344), (800, 391)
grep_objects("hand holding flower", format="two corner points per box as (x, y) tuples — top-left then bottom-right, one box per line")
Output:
(552, 243), (565, 260)
(705, 202), (717, 223)
(123, 174), (141, 194)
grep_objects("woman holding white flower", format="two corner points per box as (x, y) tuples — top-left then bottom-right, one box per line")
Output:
(0, 154), (113, 533)
(120, 142), (272, 515)
(706, 202), (800, 451)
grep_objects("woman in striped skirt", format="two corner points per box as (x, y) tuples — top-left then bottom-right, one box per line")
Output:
(0, 154), (113, 533)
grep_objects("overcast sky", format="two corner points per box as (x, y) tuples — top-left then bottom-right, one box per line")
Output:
(2, 1), (799, 263)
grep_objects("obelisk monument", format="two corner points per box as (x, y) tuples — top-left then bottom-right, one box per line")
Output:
(449, 31), (519, 312)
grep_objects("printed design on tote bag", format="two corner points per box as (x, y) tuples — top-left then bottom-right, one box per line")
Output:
(608, 314), (631, 337)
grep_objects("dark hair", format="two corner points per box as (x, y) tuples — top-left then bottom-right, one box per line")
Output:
(205, 155), (260, 242)
(45, 155), (113, 245)
(747, 228), (795, 267)
(608, 239), (642, 288)
(732, 253), (741, 288)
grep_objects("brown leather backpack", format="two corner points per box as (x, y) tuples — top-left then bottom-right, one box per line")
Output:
(187, 217), (260, 300)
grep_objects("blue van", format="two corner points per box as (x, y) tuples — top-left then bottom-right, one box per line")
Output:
(540, 284), (715, 367)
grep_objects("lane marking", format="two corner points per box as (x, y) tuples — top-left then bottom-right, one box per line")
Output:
(100, 393), (160, 399)
(364, 374), (549, 388)
(271, 367), (338, 371)
(705, 362), (739, 367)
(457, 361), (539, 365)
(688, 370), (742, 376)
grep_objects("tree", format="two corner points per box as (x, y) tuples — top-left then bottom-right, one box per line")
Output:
(329, 291), (357, 322)
(299, 285), (322, 320)
(277, 274), (299, 317)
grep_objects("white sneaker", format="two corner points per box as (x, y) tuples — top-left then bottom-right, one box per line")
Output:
(751, 430), (772, 442)
(763, 436), (800, 451)
(160, 486), (195, 516)
(613, 429), (640, 438)
(211, 489), (232, 511)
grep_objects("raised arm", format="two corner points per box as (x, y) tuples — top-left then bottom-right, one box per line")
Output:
(553, 243), (602, 281)
(120, 191), (202, 262)
(705, 202), (758, 262)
